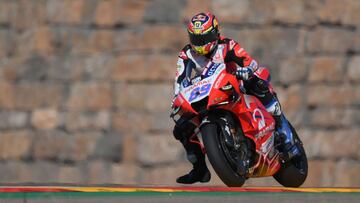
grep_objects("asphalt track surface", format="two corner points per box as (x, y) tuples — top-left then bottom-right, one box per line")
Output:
(0, 186), (359, 203)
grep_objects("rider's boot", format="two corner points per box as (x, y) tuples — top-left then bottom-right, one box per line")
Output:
(176, 148), (211, 184)
(173, 122), (211, 184)
(176, 166), (211, 184)
(266, 98), (300, 162)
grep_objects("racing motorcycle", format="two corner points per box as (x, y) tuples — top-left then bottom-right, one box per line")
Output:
(170, 62), (308, 187)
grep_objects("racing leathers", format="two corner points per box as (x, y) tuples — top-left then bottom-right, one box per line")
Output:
(172, 36), (288, 184)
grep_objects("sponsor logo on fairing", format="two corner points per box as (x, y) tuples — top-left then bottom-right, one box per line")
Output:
(191, 76), (201, 84)
(184, 79), (211, 94)
(213, 97), (223, 103)
(261, 133), (274, 154)
(253, 108), (275, 139)
(255, 122), (275, 140)
(253, 108), (266, 130)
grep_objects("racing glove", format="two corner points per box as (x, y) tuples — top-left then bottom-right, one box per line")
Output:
(236, 66), (253, 80)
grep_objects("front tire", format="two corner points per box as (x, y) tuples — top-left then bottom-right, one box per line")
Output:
(273, 123), (308, 187)
(201, 123), (246, 187)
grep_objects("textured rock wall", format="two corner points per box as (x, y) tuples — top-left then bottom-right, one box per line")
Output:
(0, 0), (359, 186)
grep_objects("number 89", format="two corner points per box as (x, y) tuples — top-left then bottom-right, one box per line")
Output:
(189, 84), (211, 102)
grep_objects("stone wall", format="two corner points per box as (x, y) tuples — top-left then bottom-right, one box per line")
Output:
(0, 0), (359, 187)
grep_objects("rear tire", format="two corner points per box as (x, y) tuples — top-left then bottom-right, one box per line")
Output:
(273, 122), (308, 187)
(201, 123), (246, 187)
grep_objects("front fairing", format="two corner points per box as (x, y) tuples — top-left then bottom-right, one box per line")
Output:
(181, 63), (224, 104)
(175, 63), (232, 114)
(171, 62), (242, 129)
(207, 71), (240, 108)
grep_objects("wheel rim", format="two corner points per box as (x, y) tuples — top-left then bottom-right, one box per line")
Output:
(217, 125), (245, 175)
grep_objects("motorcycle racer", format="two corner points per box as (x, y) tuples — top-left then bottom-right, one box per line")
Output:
(172, 12), (299, 184)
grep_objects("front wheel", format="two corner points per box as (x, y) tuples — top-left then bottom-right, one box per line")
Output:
(201, 123), (246, 187)
(273, 122), (308, 187)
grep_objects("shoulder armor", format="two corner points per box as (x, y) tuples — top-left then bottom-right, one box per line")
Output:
(219, 37), (238, 50)
(178, 44), (192, 59)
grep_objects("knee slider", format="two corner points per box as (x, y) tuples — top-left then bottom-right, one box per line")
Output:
(173, 123), (195, 141)
(173, 126), (183, 141)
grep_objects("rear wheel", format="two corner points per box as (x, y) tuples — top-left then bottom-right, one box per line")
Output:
(273, 122), (308, 187)
(201, 122), (246, 187)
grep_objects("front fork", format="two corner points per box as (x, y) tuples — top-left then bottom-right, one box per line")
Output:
(277, 114), (295, 145)
(276, 114), (300, 160)
(201, 113), (241, 149)
(201, 113), (250, 176)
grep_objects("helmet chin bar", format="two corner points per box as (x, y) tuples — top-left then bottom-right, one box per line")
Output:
(193, 46), (208, 55)
(192, 40), (218, 55)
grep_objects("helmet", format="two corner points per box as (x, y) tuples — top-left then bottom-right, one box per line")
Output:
(187, 12), (220, 55)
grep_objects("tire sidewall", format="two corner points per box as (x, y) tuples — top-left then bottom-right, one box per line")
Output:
(201, 122), (246, 187)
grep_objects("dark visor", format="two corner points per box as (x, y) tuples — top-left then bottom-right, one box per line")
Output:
(188, 30), (218, 46)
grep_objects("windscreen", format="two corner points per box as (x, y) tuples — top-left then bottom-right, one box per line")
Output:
(180, 62), (225, 104)
(182, 62), (222, 89)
